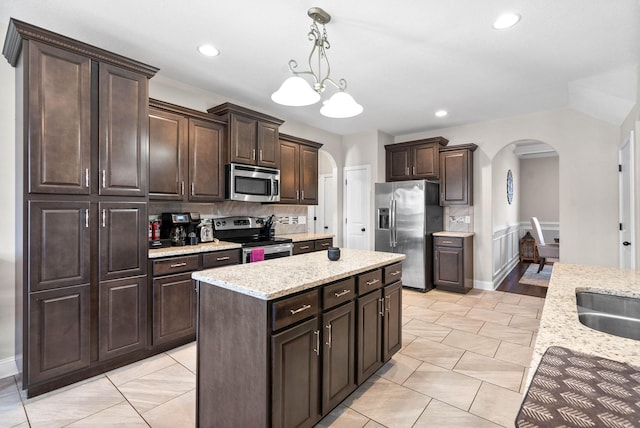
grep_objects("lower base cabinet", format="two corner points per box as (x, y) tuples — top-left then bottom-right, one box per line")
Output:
(152, 273), (196, 346)
(356, 289), (383, 384)
(383, 281), (402, 361)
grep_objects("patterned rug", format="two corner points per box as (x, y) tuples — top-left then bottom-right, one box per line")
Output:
(519, 264), (553, 287)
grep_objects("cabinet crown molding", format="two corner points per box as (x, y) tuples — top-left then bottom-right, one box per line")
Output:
(149, 98), (227, 125)
(207, 102), (284, 126)
(279, 133), (323, 149)
(439, 143), (478, 152)
(3, 18), (159, 77)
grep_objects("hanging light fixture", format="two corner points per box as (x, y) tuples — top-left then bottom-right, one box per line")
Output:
(271, 7), (363, 118)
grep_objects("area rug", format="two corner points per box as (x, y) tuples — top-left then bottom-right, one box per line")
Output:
(518, 264), (552, 287)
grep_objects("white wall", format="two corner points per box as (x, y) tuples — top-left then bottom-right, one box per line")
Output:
(492, 145), (520, 230)
(0, 20), (17, 376)
(520, 156), (560, 224)
(397, 108), (620, 288)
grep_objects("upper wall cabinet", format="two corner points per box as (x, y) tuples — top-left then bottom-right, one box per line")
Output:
(385, 137), (449, 182)
(439, 144), (477, 206)
(278, 134), (322, 205)
(208, 103), (283, 168)
(148, 100), (226, 202)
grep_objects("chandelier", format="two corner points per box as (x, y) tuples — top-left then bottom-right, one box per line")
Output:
(271, 7), (363, 118)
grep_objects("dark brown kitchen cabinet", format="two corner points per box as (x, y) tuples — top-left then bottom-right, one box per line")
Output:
(434, 235), (474, 293)
(272, 317), (320, 428)
(278, 134), (322, 205)
(208, 102), (283, 168)
(356, 288), (383, 384)
(293, 240), (315, 255)
(385, 137), (449, 182)
(152, 273), (196, 346)
(28, 285), (91, 384)
(314, 238), (333, 251)
(5, 18), (158, 397)
(98, 276), (147, 360)
(148, 100), (226, 202)
(439, 144), (477, 206)
(382, 281), (402, 361)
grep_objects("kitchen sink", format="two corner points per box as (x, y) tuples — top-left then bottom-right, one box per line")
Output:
(576, 291), (640, 340)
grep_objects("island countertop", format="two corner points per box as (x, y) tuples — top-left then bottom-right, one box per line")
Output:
(529, 262), (640, 385)
(192, 248), (405, 300)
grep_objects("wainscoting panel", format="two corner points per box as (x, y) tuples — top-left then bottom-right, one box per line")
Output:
(492, 224), (521, 289)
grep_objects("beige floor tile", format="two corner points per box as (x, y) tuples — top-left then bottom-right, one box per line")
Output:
(469, 382), (524, 427)
(377, 353), (422, 384)
(401, 332), (417, 350)
(402, 291), (437, 309)
(414, 399), (501, 427)
(316, 404), (370, 428)
(345, 376), (430, 428)
(142, 389), (195, 428)
(509, 314), (540, 332)
(402, 305), (443, 322)
(497, 293), (521, 304)
(106, 353), (177, 386)
(402, 319), (451, 342)
(363, 421), (386, 428)
(493, 302), (538, 319)
(0, 376), (18, 398)
(478, 322), (532, 346)
(517, 295), (546, 308)
(67, 402), (148, 427)
(25, 377), (124, 427)
(465, 307), (512, 326)
(402, 315), (412, 326)
(436, 312), (485, 334)
(401, 338), (464, 369)
(520, 367), (531, 394)
(403, 362), (481, 411)
(118, 363), (195, 413)
(442, 330), (500, 357)
(424, 289), (464, 303)
(0, 391), (28, 427)
(530, 332), (538, 347)
(494, 341), (534, 367)
(456, 295), (498, 310)
(167, 341), (197, 373)
(453, 352), (524, 391)
(429, 301), (471, 316)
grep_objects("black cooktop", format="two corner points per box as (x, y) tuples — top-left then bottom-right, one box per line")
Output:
(223, 236), (293, 247)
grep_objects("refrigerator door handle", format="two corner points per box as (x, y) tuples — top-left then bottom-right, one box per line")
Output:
(391, 198), (397, 247)
(389, 198), (394, 247)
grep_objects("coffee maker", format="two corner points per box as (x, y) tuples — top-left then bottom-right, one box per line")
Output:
(186, 212), (201, 245)
(160, 213), (190, 246)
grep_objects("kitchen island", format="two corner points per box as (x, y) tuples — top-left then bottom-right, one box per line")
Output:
(193, 248), (405, 428)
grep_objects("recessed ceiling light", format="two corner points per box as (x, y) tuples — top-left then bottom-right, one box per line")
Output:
(435, 110), (448, 118)
(493, 13), (521, 30)
(198, 44), (220, 57)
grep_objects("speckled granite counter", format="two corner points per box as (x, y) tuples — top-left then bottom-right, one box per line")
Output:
(193, 248), (405, 300)
(276, 232), (334, 242)
(528, 262), (640, 386)
(433, 231), (475, 237)
(148, 241), (241, 258)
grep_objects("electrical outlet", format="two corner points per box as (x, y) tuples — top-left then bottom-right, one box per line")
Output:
(465, 216), (471, 224)
(298, 215), (306, 225)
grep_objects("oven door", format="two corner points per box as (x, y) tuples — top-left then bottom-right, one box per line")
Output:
(227, 163), (280, 203)
(242, 243), (293, 264)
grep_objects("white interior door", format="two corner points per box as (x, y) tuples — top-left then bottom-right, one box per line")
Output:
(343, 166), (370, 250)
(317, 174), (334, 236)
(619, 130), (635, 269)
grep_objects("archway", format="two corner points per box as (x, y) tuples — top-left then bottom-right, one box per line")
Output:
(309, 149), (340, 243)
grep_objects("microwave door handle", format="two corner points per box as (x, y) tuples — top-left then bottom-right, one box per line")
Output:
(272, 178), (278, 197)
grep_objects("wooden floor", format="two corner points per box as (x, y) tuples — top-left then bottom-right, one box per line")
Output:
(496, 261), (548, 298)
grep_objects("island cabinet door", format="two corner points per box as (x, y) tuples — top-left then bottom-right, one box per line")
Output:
(356, 289), (383, 384)
(322, 301), (356, 414)
(382, 281), (402, 362)
(272, 316), (320, 428)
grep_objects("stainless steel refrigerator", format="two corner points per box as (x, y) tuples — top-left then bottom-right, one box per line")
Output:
(375, 180), (442, 291)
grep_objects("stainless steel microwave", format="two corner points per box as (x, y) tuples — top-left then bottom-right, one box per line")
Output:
(225, 163), (280, 203)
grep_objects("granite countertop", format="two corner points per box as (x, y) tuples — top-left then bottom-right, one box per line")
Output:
(276, 233), (335, 242)
(433, 231), (475, 237)
(148, 241), (241, 259)
(528, 262), (640, 386)
(193, 248), (405, 300)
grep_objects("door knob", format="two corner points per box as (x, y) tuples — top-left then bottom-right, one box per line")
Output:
(361, 228), (366, 232)
(623, 241), (632, 246)
(324, 226), (329, 229)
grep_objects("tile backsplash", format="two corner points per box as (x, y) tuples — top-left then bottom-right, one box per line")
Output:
(444, 205), (474, 232)
(149, 201), (308, 234)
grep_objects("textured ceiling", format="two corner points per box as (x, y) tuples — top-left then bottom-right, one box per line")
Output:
(2, 0), (639, 136)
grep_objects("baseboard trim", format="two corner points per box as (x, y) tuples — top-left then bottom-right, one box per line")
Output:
(0, 357), (18, 380)
(473, 280), (497, 291)
(492, 256), (520, 289)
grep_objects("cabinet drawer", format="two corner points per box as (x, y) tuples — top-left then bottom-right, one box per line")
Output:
(272, 289), (319, 331)
(202, 249), (241, 269)
(383, 263), (403, 285)
(323, 277), (355, 310)
(153, 255), (200, 276)
(293, 241), (315, 255)
(434, 236), (463, 248)
(314, 238), (333, 251)
(357, 269), (383, 296)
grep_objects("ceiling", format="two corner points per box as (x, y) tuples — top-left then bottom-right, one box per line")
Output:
(2, 0), (639, 137)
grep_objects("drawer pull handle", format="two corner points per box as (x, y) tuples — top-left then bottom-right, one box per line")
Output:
(290, 304), (312, 315)
(321, 242), (330, 247)
(216, 256), (230, 261)
(299, 245), (310, 250)
(366, 278), (379, 286)
(442, 240), (453, 244)
(170, 262), (187, 268)
(334, 289), (351, 298)
(390, 270), (401, 276)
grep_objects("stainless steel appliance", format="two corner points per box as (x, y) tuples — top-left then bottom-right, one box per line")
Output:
(226, 163), (280, 203)
(213, 216), (293, 263)
(375, 180), (442, 291)
(160, 213), (191, 246)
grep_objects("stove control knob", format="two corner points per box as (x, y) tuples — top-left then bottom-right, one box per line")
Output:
(222, 221), (226, 226)
(215, 221), (221, 227)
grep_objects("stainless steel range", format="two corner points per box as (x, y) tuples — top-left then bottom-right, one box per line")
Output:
(213, 216), (293, 263)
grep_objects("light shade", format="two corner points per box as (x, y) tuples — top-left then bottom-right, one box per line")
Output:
(493, 13), (521, 29)
(319, 91), (363, 118)
(271, 76), (321, 106)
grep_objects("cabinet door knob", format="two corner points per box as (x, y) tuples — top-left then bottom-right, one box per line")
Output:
(361, 228), (366, 232)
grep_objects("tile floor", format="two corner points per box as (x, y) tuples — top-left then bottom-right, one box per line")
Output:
(0, 287), (544, 427)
